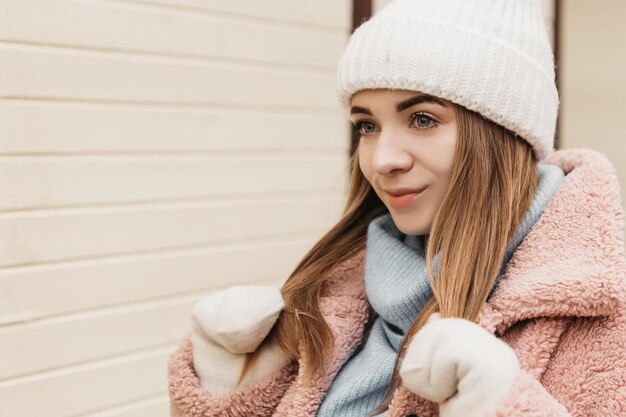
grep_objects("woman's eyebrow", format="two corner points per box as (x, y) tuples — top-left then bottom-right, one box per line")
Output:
(350, 94), (447, 115)
(350, 106), (372, 115)
(396, 94), (448, 112)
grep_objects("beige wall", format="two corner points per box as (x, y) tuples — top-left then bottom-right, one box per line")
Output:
(560, 0), (626, 208)
(0, 1), (350, 416)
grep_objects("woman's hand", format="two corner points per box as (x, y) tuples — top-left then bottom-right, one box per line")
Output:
(191, 285), (290, 394)
(399, 314), (520, 417)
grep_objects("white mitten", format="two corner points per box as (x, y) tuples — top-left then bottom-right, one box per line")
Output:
(399, 314), (520, 417)
(191, 285), (291, 394)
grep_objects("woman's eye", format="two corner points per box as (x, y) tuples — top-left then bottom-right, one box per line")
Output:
(410, 113), (438, 130)
(355, 121), (377, 135)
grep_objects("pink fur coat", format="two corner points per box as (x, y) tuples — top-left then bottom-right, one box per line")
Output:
(168, 149), (626, 417)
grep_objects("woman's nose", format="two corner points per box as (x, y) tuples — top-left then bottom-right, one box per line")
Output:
(371, 129), (413, 175)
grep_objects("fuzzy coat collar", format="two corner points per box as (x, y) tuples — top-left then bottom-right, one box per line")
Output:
(477, 149), (626, 335)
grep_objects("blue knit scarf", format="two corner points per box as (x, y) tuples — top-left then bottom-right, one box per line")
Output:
(316, 164), (564, 417)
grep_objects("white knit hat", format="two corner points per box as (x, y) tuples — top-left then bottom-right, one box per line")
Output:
(337, 0), (559, 160)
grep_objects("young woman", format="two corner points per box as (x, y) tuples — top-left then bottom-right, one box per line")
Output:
(168, 1), (626, 416)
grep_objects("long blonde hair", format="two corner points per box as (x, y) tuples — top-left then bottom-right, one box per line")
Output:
(243, 104), (538, 409)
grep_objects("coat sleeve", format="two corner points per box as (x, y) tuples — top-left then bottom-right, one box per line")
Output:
(168, 337), (297, 417)
(487, 311), (626, 417)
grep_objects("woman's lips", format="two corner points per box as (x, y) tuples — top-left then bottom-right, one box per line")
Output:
(385, 187), (427, 209)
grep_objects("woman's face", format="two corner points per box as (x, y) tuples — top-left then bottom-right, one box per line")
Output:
(351, 89), (458, 235)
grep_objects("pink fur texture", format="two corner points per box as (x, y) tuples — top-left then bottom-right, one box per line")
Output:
(169, 149), (626, 417)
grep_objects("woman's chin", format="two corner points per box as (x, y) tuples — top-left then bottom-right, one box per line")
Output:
(388, 213), (431, 236)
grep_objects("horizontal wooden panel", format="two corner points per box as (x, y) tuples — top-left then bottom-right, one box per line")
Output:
(0, 154), (348, 210)
(0, 347), (170, 417)
(0, 44), (338, 108)
(0, 236), (314, 325)
(1, 275), (278, 380)
(0, 0), (345, 69)
(1, 295), (197, 379)
(0, 100), (347, 154)
(0, 194), (343, 267)
(83, 396), (168, 417)
(108, 0), (351, 30)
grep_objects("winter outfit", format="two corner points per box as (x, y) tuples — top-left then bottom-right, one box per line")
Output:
(168, 0), (626, 415)
(169, 149), (626, 416)
(316, 164), (564, 417)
